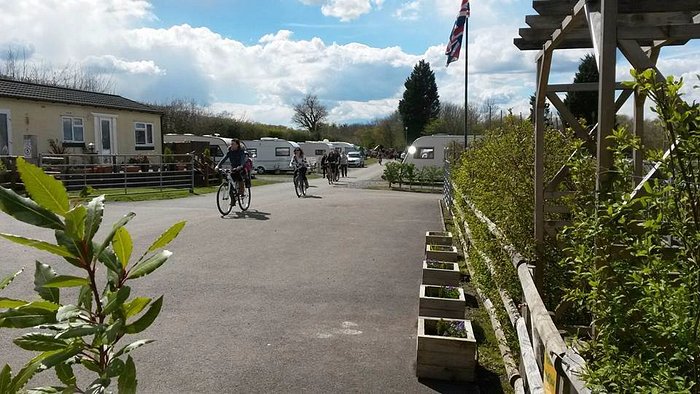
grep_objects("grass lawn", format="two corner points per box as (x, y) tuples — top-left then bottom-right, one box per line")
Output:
(69, 178), (282, 202)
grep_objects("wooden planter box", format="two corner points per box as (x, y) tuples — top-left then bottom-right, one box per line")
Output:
(426, 245), (458, 262)
(419, 285), (465, 319)
(416, 317), (477, 382)
(422, 261), (460, 286)
(426, 231), (453, 246)
(125, 165), (140, 173)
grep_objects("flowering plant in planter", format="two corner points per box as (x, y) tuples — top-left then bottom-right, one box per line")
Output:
(425, 260), (453, 270)
(429, 286), (461, 299)
(435, 319), (470, 338)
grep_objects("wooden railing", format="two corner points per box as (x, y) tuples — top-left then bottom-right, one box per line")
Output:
(443, 162), (589, 394)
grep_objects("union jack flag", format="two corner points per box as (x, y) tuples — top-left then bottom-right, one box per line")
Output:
(445, 0), (470, 67)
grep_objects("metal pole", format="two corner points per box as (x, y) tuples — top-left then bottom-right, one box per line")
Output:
(464, 17), (469, 149)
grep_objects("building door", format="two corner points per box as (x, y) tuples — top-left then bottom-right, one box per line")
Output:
(0, 110), (12, 155)
(94, 115), (116, 162)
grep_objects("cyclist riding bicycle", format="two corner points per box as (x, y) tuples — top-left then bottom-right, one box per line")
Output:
(215, 138), (247, 195)
(290, 147), (309, 189)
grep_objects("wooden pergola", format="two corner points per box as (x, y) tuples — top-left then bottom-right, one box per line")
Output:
(515, 0), (700, 292)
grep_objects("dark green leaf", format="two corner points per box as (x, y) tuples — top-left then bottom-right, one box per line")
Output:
(125, 296), (162, 334)
(56, 305), (84, 322)
(40, 347), (82, 369)
(0, 364), (11, 393)
(0, 186), (64, 230)
(112, 227), (133, 269)
(123, 297), (150, 319)
(56, 325), (100, 339)
(85, 378), (109, 394)
(114, 339), (154, 358)
(64, 205), (87, 240)
(27, 386), (65, 393)
(0, 297), (29, 309)
(103, 287), (130, 316)
(127, 251), (172, 280)
(145, 221), (186, 254)
(55, 363), (76, 386)
(1, 234), (75, 258)
(84, 195), (105, 242)
(78, 285), (93, 311)
(43, 276), (89, 288)
(34, 261), (59, 304)
(10, 361), (42, 392)
(13, 333), (68, 351)
(95, 212), (135, 258)
(117, 356), (137, 394)
(104, 319), (124, 344)
(106, 358), (124, 378)
(17, 157), (69, 216)
(0, 305), (57, 328)
(97, 247), (121, 276)
(80, 358), (101, 374)
(0, 268), (23, 291)
(54, 231), (85, 268)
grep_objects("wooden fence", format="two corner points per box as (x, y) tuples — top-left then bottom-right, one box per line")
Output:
(444, 162), (589, 394)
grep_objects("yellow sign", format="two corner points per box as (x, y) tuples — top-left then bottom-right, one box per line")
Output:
(543, 352), (557, 394)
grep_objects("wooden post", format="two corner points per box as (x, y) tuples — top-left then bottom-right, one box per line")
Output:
(534, 49), (552, 294)
(595, 0), (618, 192)
(633, 90), (645, 181)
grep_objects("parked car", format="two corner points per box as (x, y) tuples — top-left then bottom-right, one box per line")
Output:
(347, 151), (364, 167)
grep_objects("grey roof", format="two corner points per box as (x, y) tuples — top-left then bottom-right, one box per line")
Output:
(0, 78), (162, 114)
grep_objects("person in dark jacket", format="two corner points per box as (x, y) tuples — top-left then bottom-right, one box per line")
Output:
(320, 152), (328, 178)
(215, 138), (247, 195)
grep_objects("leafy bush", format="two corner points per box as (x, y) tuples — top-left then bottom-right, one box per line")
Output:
(383, 161), (402, 187)
(451, 115), (575, 305)
(561, 71), (699, 392)
(0, 158), (186, 393)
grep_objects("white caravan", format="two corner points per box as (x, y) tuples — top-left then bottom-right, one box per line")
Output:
(298, 141), (334, 170)
(163, 133), (231, 163)
(331, 141), (358, 154)
(243, 137), (300, 174)
(402, 134), (466, 170)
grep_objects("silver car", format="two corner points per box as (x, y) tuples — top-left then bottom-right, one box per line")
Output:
(347, 151), (364, 167)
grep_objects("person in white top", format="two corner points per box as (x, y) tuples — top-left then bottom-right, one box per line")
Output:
(290, 147), (309, 189)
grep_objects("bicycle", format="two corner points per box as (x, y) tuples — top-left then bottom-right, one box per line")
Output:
(216, 168), (251, 215)
(293, 168), (307, 198)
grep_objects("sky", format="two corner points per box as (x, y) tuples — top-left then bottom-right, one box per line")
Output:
(0, 0), (699, 127)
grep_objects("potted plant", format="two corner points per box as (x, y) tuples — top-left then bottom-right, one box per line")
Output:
(426, 244), (458, 262)
(422, 260), (460, 286)
(419, 285), (465, 318)
(425, 231), (452, 246)
(416, 317), (477, 382)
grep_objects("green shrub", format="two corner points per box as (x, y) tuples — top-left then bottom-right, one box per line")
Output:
(0, 157), (186, 393)
(561, 71), (699, 392)
(383, 161), (402, 187)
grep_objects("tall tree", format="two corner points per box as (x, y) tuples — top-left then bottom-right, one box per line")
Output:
(563, 54), (599, 127)
(292, 94), (328, 140)
(398, 60), (440, 144)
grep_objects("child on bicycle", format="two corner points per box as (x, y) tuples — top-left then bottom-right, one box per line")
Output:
(215, 138), (247, 195)
(290, 147), (309, 189)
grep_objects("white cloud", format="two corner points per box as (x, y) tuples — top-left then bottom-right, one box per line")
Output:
(394, 1), (421, 21)
(299, 0), (383, 22)
(82, 55), (165, 75)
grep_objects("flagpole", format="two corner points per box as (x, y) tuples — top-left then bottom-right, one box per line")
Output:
(464, 16), (469, 149)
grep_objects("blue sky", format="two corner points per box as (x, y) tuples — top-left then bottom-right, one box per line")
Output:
(0, 0), (698, 127)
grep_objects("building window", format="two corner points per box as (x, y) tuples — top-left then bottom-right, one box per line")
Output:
(134, 122), (154, 146)
(62, 117), (84, 142)
(275, 147), (290, 156)
(247, 148), (257, 158)
(315, 149), (325, 155)
(417, 147), (434, 159)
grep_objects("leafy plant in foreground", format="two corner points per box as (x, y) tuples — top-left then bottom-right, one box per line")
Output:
(0, 157), (186, 393)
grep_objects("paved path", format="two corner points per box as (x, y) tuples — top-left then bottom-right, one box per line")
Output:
(0, 164), (473, 393)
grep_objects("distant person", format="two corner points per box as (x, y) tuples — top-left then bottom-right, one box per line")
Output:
(215, 138), (246, 196)
(340, 152), (348, 177)
(377, 150), (383, 165)
(320, 152), (328, 178)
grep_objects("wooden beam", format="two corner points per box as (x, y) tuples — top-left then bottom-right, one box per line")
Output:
(546, 92), (589, 141)
(521, 24), (700, 42)
(533, 0), (700, 16)
(597, 0), (618, 192)
(534, 49), (552, 294)
(546, 82), (631, 92)
(525, 11), (699, 29)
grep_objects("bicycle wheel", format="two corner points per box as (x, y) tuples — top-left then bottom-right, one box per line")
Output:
(294, 176), (303, 198)
(238, 183), (251, 211)
(217, 182), (233, 215)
